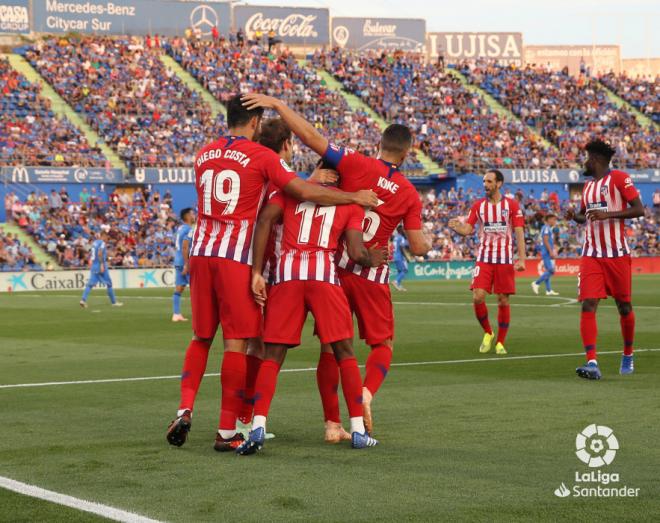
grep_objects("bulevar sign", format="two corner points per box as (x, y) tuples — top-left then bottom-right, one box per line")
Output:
(520, 257), (660, 278)
(234, 5), (329, 45)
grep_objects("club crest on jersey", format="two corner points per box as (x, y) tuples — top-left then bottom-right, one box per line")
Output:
(600, 186), (609, 196)
(501, 209), (509, 218)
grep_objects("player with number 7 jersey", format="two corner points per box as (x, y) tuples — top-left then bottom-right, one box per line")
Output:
(167, 95), (379, 452)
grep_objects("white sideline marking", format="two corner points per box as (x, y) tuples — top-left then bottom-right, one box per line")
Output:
(7, 294), (660, 309)
(1, 349), (658, 390)
(0, 475), (162, 523)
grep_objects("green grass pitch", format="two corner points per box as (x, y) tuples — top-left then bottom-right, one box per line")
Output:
(0, 276), (659, 522)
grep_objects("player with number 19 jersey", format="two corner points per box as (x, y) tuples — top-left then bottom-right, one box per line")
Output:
(322, 143), (423, 346)
(189, 135), (297, 340)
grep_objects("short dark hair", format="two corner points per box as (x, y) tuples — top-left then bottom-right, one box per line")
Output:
(381, 124), (412, 155)
(585, 139), (616, 161)
(258, 117), (292, 153)
(180, 207), (194, 220)
(226, 94), (264, 129)
(486, 169), (504, 183)
(545, 213), (557, 221)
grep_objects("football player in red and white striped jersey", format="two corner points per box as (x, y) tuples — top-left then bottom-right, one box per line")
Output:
(449, 170), (526, 355)
(236, 175), (386, 453)
(166, 96), (379, 451)
(566, 139), (645, 380)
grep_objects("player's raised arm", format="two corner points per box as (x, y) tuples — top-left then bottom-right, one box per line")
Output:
(282, 177), (378, 207)
(242, 93), (329, 156)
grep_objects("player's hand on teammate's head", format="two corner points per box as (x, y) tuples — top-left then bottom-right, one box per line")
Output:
(309, 167), (339, 185)
(514, 260), (525, 272)
(367, 243), (388, 267)
(242, 93), (278, 110)
(251, 273), (267, 306)
(353, 190), (379, 208)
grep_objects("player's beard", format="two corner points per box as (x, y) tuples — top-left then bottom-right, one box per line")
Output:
(582, 166), (595, 177)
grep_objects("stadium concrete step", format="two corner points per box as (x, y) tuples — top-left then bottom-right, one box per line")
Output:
(446, 67), (557, 152)
(159, 53), (226, 119)
(4, 53), (126, 173)
(0, 222), (60, 269)
(314, 67), (444, 176)
(598, 83), (658, 131)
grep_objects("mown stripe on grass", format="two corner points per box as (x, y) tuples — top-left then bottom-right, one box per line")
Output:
(1, 349), (658, 390)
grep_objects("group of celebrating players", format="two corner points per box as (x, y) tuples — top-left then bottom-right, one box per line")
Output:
(163, 92), (644, 454)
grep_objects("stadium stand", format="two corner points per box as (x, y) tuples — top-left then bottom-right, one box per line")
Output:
(0, 225), (42, 271)
(459, 60), (659, 169)
(599, 72), (659, 124)
(4, 187), (177, 270)
(165, 38), (425, 175)
(0, 56), (107, 167)
(311, 48), (567, 172)
(24, 36), (226, 169)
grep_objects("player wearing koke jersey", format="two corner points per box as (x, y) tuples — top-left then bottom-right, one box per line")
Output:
(166, 95), (378, 451)
(236, 182), (386, 454)
(449, 170), (526, 356)
(171, 208), (195, 322)
(566, 140), (644, 380)
(242, 93), (430, 436)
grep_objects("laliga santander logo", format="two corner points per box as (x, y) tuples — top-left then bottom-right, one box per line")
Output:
(244, 12), (318, 39)
(575, 424), (619, 468)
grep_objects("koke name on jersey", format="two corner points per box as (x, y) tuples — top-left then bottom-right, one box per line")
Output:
(196, 147), (251, 169)
(377, 176), (399, 194)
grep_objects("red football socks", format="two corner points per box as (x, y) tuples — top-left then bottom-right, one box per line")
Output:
(339, 357), (363, 418)
(178, 339), (211, 412)
(317, 352), (341, 423)
(580, 311), (598, 361)
(238, 354), (262, 424)
(218, 351), (247, 431)
(620, 311), (635, 356)
(496, 305), (510, 345)
(252, 359), (281, 419)
(474, 302), (493, 335)
(364, 344), (392, 396)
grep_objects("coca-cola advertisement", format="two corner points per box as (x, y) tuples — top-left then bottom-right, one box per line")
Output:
(233, 5), (329, 45)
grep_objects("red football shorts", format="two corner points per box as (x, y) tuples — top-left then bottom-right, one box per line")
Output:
(263, 280), (353, 346)
(338, 269), (394, 346)
(190, 256), (261, 340)
(470, 262), (516, 295)
(579, 255), (631, 302)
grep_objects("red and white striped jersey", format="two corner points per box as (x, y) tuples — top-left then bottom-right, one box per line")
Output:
(262, 223), (283, 285)
(268, 189), (365, 285)
(467, 197), (525, 264)
(323, 143), (423, 284)
(580, 170), (639, 258)
(190, 135), (297, 264)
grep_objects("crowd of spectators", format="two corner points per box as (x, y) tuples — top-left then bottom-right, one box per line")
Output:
(460, 61), (659, 169)
(418, 186), (658, 261)
(166, 38), (425, 175)
(0, 226), (42, 271)
(599, 72), (659, 124)
(25, 36), (226, 169)
(4, 187), (177, 270)
(1, 57), (107, 167)
(312, 48), (563, 172)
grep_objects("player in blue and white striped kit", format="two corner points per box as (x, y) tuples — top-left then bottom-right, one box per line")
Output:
(80, 232), (123, 308)
(172, 208), (196, 322)
(531, 214), (559, 296)
(392, 225), (410, 292)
